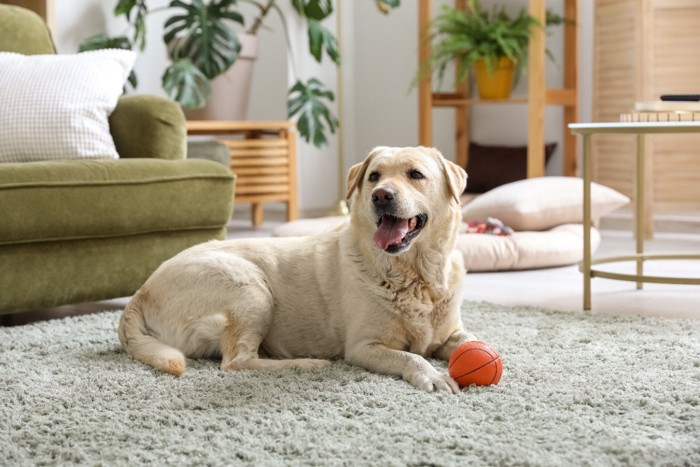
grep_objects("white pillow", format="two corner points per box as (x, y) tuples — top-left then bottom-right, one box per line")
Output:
(0, 49), (136, 162)
(461, 177), (630, 231)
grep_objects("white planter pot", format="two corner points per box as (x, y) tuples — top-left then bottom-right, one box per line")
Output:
(185, 33), (258, 121)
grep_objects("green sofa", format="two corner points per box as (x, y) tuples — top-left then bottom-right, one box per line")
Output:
(0, 5), (235, 314)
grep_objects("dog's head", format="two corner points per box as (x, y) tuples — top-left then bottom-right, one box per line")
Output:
(345, 146), (467, 255)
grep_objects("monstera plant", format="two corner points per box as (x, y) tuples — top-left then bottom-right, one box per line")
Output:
(80, 0), (400, 147)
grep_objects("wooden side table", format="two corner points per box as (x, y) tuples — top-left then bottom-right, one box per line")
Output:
(569, 121), (700, 310)
(187, 120), (299, 227)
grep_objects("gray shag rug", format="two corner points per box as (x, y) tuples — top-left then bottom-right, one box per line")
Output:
(1, 302), (699, 466)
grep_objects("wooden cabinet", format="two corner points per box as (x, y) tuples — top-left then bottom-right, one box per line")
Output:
(593, 0), (700, 217)
(417, 0), (579, 178)
(187, 121), (299, 228)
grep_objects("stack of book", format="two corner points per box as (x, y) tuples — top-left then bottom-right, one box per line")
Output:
(620, 99), (700, 122)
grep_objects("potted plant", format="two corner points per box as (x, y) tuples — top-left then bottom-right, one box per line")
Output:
(79, 0), (400, 147)
(427, 0), (566, 99)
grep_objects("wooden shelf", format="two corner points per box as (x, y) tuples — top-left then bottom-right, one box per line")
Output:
(433, 88), (577, 108)
(418, 0), (579, 178)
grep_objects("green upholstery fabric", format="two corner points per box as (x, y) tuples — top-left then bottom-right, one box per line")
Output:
(187, 140), (231, 166)
(0, 5), (236, 314)
(0, 158), (233, 245)
(110, 95), (188, 160)
(0, 229), (226, 313)
(0, 4), (55, 55)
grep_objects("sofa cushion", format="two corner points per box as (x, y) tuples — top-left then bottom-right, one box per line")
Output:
(0, 5), (56, 55)
(0, 158), (234, 245)
(0, 49), (136, 162)
(461, 176), (630, 231)
(455, 223), (601, 272)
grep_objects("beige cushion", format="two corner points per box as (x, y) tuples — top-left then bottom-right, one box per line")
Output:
(456, 224), (601, 272)
(461, 176), (630, 231)
(0, 49), (136, 162)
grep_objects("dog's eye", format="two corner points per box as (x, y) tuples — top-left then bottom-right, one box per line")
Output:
(368, 172), (380, 182)
(409, 170), (424, 180)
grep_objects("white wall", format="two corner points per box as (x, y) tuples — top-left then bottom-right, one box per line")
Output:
(53, 0), (594, 214)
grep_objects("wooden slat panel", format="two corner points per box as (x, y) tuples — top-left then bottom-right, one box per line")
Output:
(594, 0), (700, 216)
(236, 175), (290, 185)
(229, 148), (289, 157)
(235, 184), (290, 195)
(233, 166), (289, 176)
(187, 120), (294, 135)
(236, 194), (290, 203)
(231, 157), (289, 167)
(648, 5), (700, 210)
(593, 0), (637, 194)
(219, 139), (287, 148)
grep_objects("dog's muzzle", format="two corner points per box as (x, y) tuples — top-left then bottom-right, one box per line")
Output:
(370, 186), (427, 254)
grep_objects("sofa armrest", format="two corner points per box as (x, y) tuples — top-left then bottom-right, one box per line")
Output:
(109, 94), (187, 160)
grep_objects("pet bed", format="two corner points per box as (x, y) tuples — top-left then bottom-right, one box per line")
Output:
(271, 177), (629, 272)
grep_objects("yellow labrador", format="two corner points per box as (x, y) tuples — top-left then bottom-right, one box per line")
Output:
(119, 146), (476, 393)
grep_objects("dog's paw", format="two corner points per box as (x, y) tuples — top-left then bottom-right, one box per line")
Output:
(406, 370), (459, 394)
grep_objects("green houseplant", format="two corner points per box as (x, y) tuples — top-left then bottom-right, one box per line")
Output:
(427, 0), (565, 99)
(80, 0), (400, 147)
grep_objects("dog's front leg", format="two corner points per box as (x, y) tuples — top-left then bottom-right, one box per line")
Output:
(346, 343), (459, 393)
(434, 329), (477, 362)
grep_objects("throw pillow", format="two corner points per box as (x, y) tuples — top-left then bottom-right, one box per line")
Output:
(465, 142), (557, 193)
(0, 49), (136, 162)
(461, 176), (630, 231)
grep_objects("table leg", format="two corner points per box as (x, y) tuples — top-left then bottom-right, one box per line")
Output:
(583, 134), (592, 311)
(635, 134), (645, 290)
(252, 202), (264, 228)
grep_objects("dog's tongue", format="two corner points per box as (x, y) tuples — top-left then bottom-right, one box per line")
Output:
(374, 216), (409, 250)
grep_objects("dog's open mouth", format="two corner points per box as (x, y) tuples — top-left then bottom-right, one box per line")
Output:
(373, 214), (427, 253)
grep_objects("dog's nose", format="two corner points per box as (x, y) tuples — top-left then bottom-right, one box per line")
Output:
(372, 187), (396, 208)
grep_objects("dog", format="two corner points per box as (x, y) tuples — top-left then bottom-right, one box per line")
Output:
(118, 146), (477, 393)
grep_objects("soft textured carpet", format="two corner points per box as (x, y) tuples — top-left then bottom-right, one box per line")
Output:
(1, 302), (699, 466)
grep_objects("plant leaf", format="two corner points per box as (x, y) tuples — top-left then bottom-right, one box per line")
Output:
(377, 0), (400, 10)
(307, 20), (340, 64)
(287, 78), (338, 147)
(114, 0), (137, 19)
(163, 0), (244, 80)
(292, 0), (333, 21)
(114, 0), (149, 50)
(161, 58), (211, 109)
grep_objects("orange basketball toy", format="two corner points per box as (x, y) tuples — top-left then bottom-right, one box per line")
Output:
(448, 341), (502, 388)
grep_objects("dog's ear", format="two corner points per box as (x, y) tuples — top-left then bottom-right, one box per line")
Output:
(345, 147), (386, 200)
(443, 159), (468, 204)
(421, 146), (467, 204)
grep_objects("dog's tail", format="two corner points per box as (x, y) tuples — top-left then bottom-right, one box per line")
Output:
(118, 290), (186, 377)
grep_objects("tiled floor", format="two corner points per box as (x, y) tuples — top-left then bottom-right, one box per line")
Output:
(3, 209), (699, 326)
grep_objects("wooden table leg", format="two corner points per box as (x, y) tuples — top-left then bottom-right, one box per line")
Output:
(635, 134), (645, 289)
(583, 134), (592, 311)
(252, 203), (264, 228)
